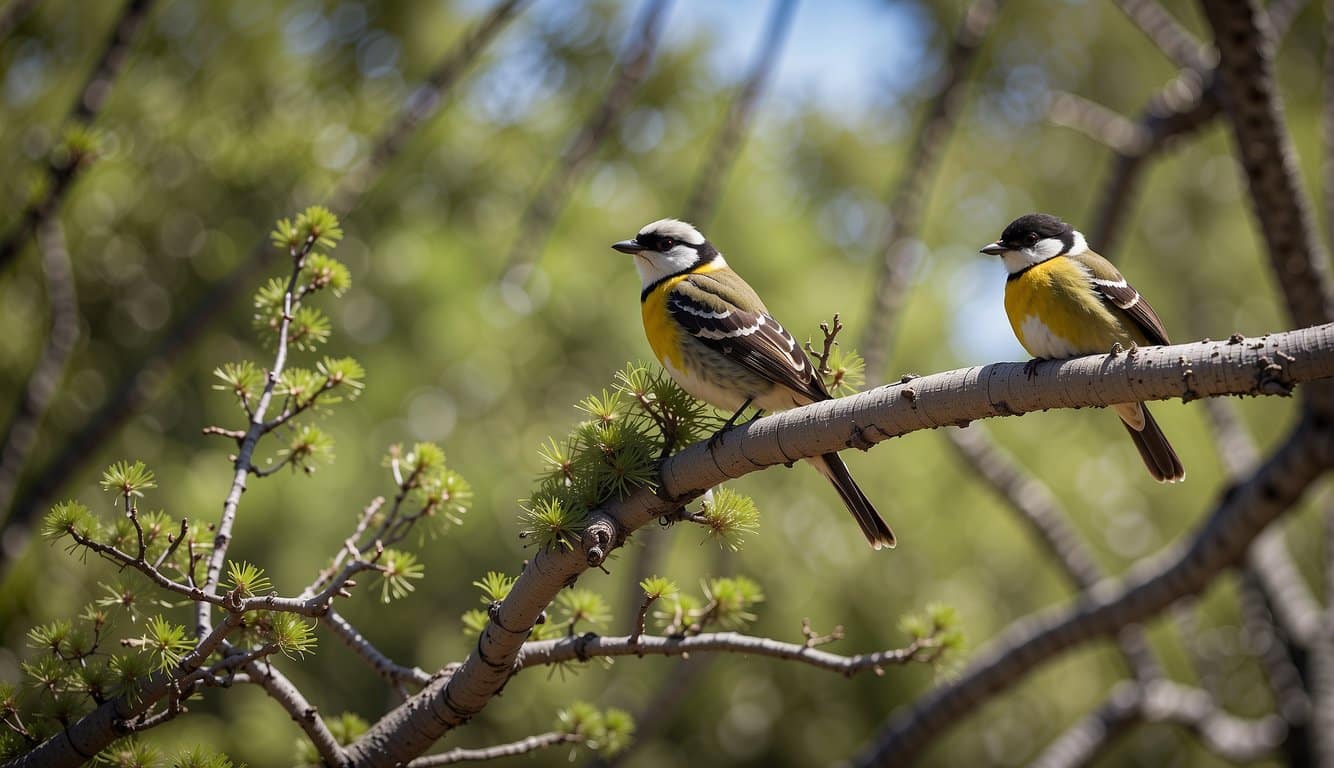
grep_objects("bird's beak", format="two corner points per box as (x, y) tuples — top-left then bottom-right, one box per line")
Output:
(979, 241), (1009, 256)
(611, 239), (646, 254)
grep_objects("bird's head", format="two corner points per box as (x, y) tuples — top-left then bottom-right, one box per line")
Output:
(612, 218), (721, 287)
(980, 213), (1087, 274)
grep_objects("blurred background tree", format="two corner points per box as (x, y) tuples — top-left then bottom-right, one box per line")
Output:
(0, 0), (1331, 765)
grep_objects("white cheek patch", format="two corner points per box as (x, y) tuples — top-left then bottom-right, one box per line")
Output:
(1068, 231), (1088, 255)
(999, 237), (1066, 274)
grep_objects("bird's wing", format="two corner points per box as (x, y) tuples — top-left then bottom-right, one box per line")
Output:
(1071, 251), (1171, 346)
(669, 272), (830, 402)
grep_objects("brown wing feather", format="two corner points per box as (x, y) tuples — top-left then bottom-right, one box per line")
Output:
(1074, 251), (1171, 346)
(668, 279), (829, 403)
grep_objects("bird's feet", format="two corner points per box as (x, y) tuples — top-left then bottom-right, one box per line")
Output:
(1023, 358), (1044, 380)
(707, 399), (755, 452)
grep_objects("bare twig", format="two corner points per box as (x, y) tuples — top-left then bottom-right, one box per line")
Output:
(0, 0), (155, 272)
(322, 609), (432, 689)
(1112, 0), (1215, 70)
(1047, 92), (1152, 155)
(407, 732), (581, 766)
(194, 234), (318, 639)
(500, 0), (672, 280)
(859, 0), (1000, 379)
(682, 0), (798, 225)
(243, 658), (348, 767)
(0, 216), (78, 518)
(518, 630), (942, 676)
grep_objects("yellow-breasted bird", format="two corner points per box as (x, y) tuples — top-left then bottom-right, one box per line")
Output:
(980, 213), (1185, 482)
(612, 219), (896, 550)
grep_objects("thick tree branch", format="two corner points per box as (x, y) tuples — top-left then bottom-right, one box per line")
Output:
(854, 413), (1334, 766)
(0, 0), (155, 273)
(342, 324), (1334, 766)
(0, 217), (78, 521)
(681, 0), (797, 226)
(1031, 680), (1284, 768)
(859, 0), (1000, 378)
(1204, 0), (1334, 333)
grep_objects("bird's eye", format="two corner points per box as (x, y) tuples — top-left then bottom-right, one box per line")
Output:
(660, 238), (675, 250)
(1026, 232), (1040, 245)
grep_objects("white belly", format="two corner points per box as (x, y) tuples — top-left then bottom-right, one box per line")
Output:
(1019, 315), (1080, 359)
(662, 359), (751, 412)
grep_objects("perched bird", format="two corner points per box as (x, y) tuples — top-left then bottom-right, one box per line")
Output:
(612, 219), (896, 549)
(981, 213), (1185, 482)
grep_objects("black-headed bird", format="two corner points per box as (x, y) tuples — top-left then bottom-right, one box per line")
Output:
(981, 213), (1185, 482)
(612, 219), (896, 550)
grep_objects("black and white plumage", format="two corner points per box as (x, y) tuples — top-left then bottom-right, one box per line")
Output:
(614, 219), (896, 549)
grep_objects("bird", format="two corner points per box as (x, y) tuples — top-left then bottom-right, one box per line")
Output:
(611, 219), (896, 550)
(980, 213), (1185, 482)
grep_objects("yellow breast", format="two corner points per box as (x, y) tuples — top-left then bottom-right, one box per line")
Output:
(642, 275), (685, 369)
(1003, 256), (1136, 357)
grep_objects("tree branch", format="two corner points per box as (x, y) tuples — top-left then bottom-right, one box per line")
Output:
(1112, 0), (1215, 71)
(407, 732), (580, 766)
(322, 609), (433, 690)
(1030, 680), (1284, 768)
(517, 630), (942, 675)
(341, 323), (1334, 766)
(854, 412), (1334, 766)
(0, 216), (78, 520)
(1203, 0), (1334, 334)
(242, 658), (347, 767)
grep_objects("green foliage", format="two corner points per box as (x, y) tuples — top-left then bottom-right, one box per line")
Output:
(473, 571), (516, 604)
(639, 576), (678, 601)
(278, 425), (336, 473)
(557, 701), (635, 758)
(212, 361), (264, 405)
(270, 205), (343, 253)
(695, 488), (760, 551)
(522, 362), (715, 550)
(825, 346), (866, 395)
(138, 616), (194, 672)
(268, 613), (318, 659)
(376, 550), (425, 603)
(225, 561), (272, 598)
(42, 500), (97, 542)
(898, 602), (966, 665)
(653, 576), (765, 636)
(550, 589), (611, 635)
(295, 712), (367, 765)
(169, 745), (240, 768)
(93, 738), (160, 768)
(100, 460), (157, 501)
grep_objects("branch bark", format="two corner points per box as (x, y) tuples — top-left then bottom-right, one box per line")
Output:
(0, 217), (78, 523)
(342, 323), (1334, 766)
(854, 414), (1334, 765)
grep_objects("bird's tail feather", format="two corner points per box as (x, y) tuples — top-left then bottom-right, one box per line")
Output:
(1116, 403), (1185, 483)
(808, 453), (896, 550)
